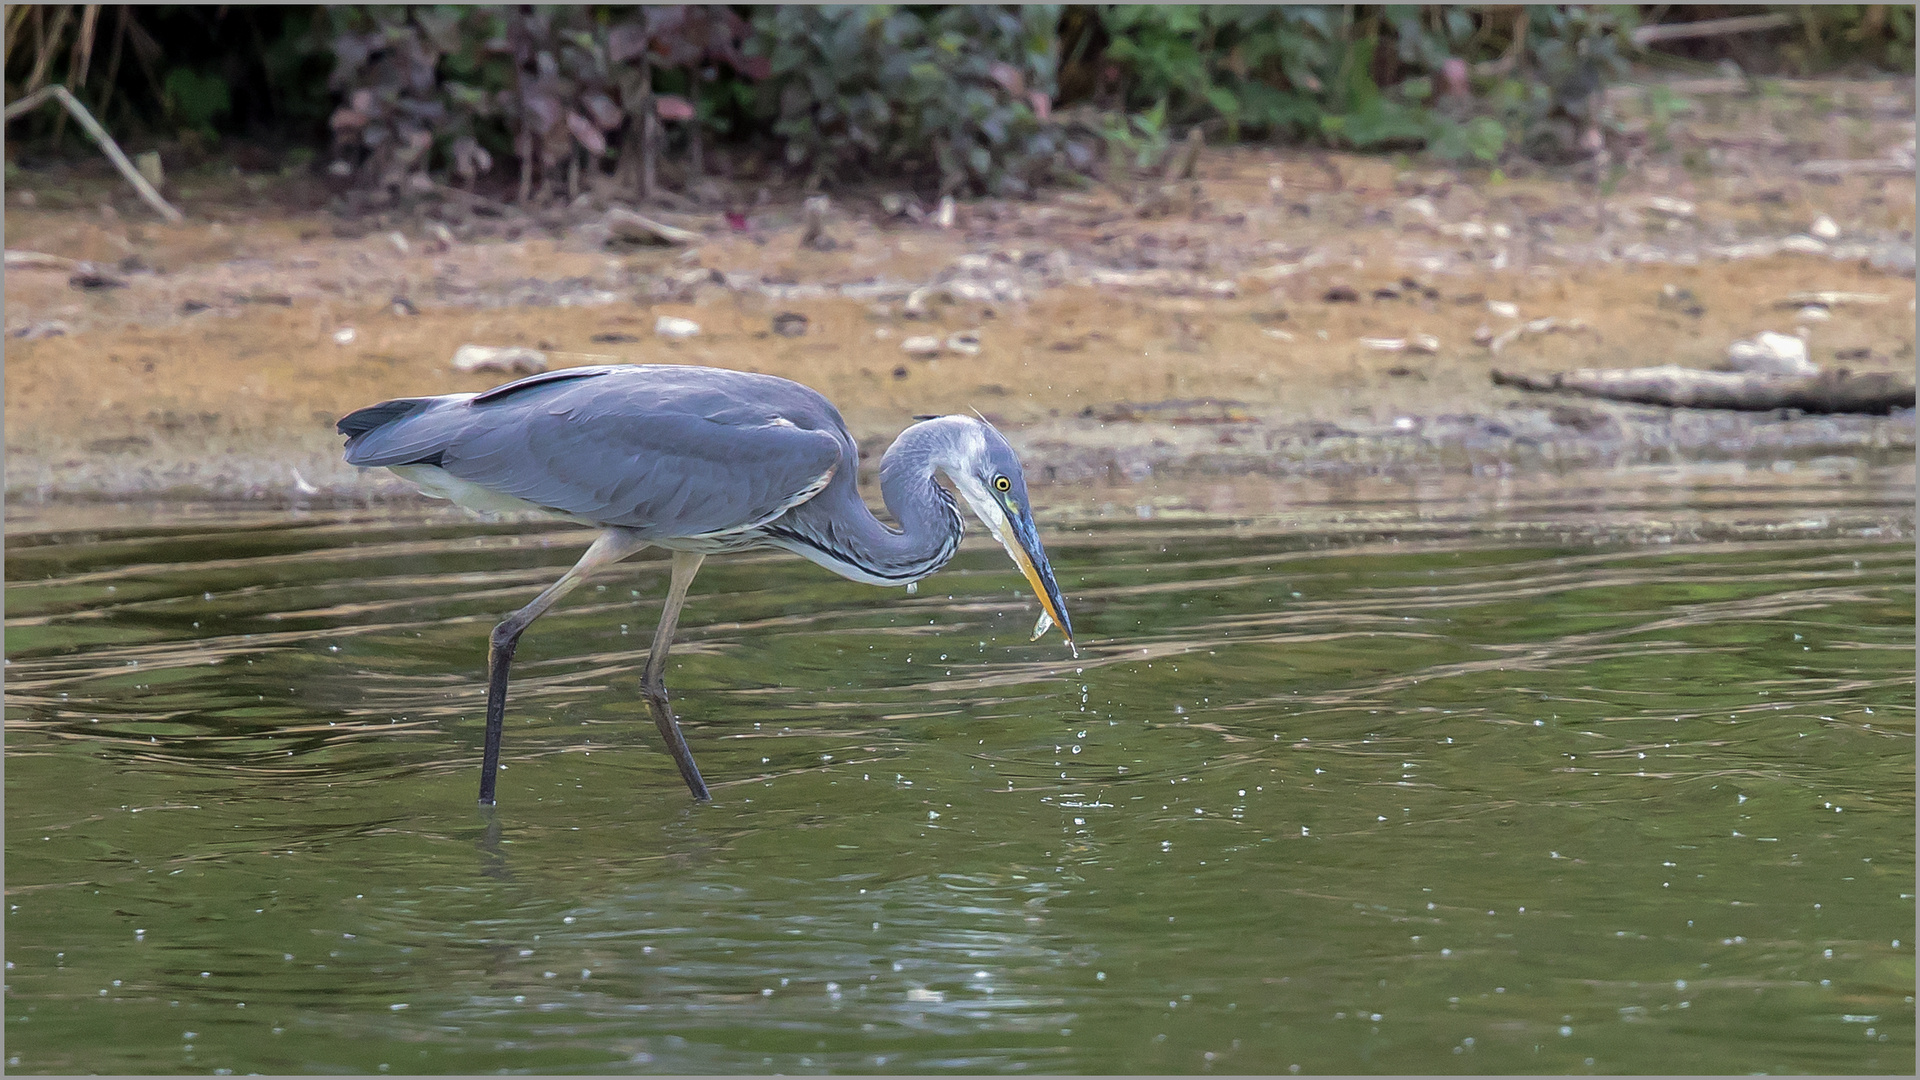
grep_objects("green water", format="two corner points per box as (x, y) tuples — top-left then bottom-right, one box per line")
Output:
(6, 467), (1914, 1074)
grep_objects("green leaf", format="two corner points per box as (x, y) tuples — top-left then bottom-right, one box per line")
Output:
(1339, 36), (1382, 113)
(1137, 99), (1167, 134)
(1238, 84), (1321, 132)
(162, 67), (232, 133)
(1463, 116), (1507, 162)
(1335, 99), (1426, 149)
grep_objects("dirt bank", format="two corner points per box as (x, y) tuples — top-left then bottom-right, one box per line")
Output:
(5, 76), (1914, 504)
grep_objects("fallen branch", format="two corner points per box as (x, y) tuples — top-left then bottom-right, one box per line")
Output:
(1800, 158), (1915, 178)
(429, 181), (510, 215)
(1488, 316), (1595, 355)
(4, 84), (183, 223)
(1081, 267), (1237, 298)
(1774, 291), (1890, 309)
(605, 206), (703, 245)
(1632, 13), (1794, 46)
(1493, 365), (1915, 415)
(4, 249), (81, 272)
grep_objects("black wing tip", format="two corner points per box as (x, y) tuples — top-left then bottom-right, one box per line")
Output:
(912, 413), (941, 421)
(337, 398), (430, 439)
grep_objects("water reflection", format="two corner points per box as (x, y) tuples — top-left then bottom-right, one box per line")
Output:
(6, 463), (1913, 1073)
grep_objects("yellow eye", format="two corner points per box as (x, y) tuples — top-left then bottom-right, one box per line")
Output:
(994, 476), (1011, 492)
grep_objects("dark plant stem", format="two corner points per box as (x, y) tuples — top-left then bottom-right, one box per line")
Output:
(24, 4), (74, 96)
(686, 66), (702, 180)
(639, 55), (656, 200)
(71, 5), (99, 89)
(95, 4), (126, 122)
(615, 120), (639, 191)
(517, 132), (532, 204)
(120, 7), (167, 120)
(52, 3), (102, 150)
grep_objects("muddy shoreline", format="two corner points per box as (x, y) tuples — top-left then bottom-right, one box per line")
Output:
(6, 76), (1914, 510)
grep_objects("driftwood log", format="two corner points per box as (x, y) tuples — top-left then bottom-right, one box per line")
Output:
(1492, 365), (1915, 415)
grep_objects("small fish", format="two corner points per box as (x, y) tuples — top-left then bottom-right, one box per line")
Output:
(1032, 609), (1079, 657)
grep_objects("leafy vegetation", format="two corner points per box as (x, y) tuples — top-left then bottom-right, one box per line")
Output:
(752, 5), (1064, 196)
(5, 5), (1915, 203)
(1771, 3), (1915, 73)
(322, 6), (762, 202)
(4, 6), (330, 151)
(1086, 5), (1639, 165)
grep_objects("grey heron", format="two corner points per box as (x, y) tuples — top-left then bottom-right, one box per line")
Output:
(338, 364), (1074, 805)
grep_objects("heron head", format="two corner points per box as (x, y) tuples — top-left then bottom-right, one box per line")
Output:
(930, 415), (1076, 654)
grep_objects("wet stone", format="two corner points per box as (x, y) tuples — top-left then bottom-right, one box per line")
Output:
(450, 345), (547, 375)
(1659, 285), (1706, 317)
(69, 270), (127, 291)
(8, 320), (71, 339)
(655, 316), (702, 340)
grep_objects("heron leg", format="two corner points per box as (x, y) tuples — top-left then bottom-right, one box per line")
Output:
(480, 528), (649, 806)
(641, 550), (711, 802)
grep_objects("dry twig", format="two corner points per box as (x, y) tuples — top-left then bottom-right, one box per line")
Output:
(5, 83), (184, 222)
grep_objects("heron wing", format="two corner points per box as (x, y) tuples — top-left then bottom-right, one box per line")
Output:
(346, 366), (850, 537)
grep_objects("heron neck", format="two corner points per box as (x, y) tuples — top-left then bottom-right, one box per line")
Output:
(772, 419), (966, 585)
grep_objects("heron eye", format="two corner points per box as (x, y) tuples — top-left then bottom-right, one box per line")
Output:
(994, 476), (1011, 492)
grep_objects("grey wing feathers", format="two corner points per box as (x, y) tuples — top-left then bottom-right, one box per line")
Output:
(342, 366), (849, 537)
(471, 365), (614, 404)
(341, 394), (476, 466)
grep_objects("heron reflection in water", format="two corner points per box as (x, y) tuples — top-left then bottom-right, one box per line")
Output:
(339, 365), (1074, 805)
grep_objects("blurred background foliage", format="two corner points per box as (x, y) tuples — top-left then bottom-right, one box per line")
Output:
(757, 5), (1065, 196)
(5, 4), (1914, 203)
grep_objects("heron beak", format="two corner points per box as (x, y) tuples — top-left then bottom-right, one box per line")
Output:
(994, 507), (1076, 656)
(952, 476), (1077, 654)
